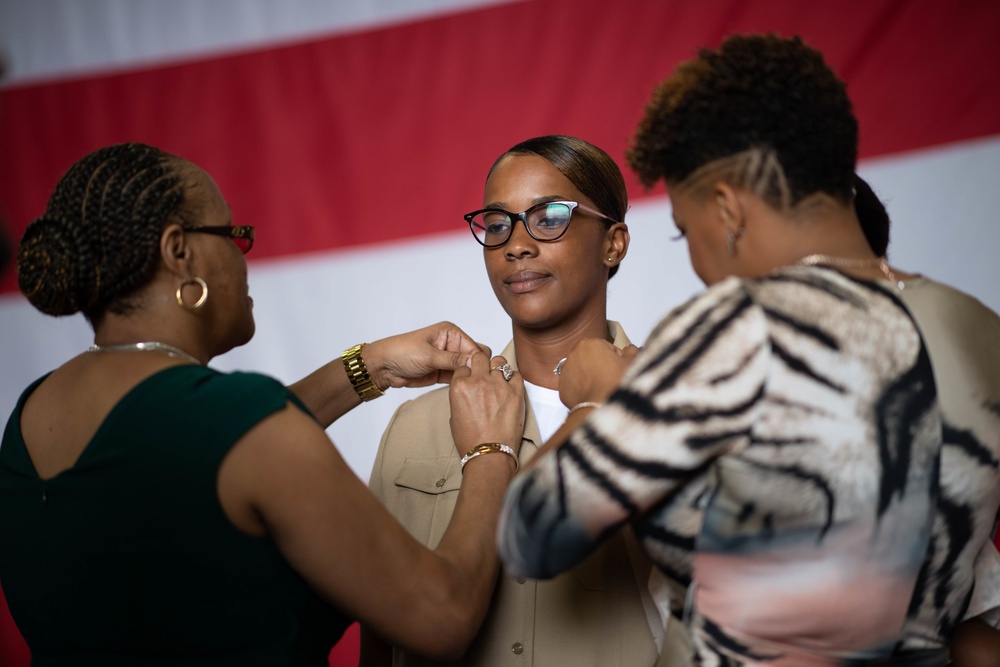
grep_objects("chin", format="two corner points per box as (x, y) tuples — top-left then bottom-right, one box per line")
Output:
(230, 317), (256, 348)
(240, 322), (257, 346)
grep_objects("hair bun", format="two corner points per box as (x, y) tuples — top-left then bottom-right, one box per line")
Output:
(17, 213), (98, 316)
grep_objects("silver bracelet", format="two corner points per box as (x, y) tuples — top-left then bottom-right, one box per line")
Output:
(460, 443), (519, 473)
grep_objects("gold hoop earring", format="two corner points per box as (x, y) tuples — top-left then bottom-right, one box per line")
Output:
(176, 277), (208, 310)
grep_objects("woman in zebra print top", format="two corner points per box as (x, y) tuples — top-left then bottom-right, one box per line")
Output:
(497, 34), (1000, 666)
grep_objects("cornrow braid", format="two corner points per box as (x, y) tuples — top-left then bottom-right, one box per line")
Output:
(17, 143), (190, 324)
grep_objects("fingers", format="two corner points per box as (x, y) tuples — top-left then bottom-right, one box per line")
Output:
(429, 321), (488, 357)
(457, 351), (506, 377)
(450, 351), (481, 380)
(426, 321), (490, 370)
(449, 353), (525, 455)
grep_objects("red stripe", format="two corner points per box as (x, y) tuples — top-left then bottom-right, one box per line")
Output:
(2, 0), (999, 295)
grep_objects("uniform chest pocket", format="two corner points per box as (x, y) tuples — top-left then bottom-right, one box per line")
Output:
(394, 456), (461, 495)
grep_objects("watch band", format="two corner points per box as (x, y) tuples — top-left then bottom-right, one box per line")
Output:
(341, 343), (385, 402)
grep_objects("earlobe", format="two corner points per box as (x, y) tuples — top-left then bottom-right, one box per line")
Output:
(714, 183), (747, 255)
(714, 183), (743, 224)
(715, 184), (748, 227)
(605, 223), (630, 265)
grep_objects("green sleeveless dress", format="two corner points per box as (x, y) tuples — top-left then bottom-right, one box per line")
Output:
(0, 365), (351, 666)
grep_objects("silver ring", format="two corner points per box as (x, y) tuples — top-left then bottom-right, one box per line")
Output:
(553, 358), (567, 376)
(492, 363), (514, 381)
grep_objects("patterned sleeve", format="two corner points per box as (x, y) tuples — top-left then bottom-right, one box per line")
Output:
(498, 279), (769, 579)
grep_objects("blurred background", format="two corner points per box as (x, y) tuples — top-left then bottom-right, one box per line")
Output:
(1, 1), (999, 664)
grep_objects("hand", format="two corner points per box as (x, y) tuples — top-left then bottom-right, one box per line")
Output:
(558, 340), (640, 409)
(364, 322), (489, 391)
(449, 353), (525, 458)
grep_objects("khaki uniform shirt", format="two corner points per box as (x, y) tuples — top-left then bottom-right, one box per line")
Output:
(368, 322), (659, 666)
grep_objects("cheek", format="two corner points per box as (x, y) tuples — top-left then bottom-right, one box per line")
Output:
(482, 250), (506, 294)
(686, 234), (718, 285)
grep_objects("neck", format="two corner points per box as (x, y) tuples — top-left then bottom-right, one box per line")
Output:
(511, 316), (611, 389)
(752, 199), (876, 271)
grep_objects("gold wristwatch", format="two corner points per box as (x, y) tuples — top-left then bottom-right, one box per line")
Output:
(341, 343), (385, 402)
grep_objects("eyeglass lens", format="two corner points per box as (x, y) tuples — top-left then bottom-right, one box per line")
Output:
(470, 202), (574, 246)
(231, 232), (252, 254)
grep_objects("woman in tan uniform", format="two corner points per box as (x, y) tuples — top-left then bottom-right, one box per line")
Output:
(362, 135), (661, 666)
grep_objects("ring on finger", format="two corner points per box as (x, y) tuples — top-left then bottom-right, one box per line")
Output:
(492, 363), (514, 382)
(553, 358), (567, 376)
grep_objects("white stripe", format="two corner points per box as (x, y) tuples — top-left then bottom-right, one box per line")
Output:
(0, 0), (517, 85)
(3, 136), (999, 478)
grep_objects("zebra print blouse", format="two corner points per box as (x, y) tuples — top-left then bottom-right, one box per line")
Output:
(498, 266), (969, 665)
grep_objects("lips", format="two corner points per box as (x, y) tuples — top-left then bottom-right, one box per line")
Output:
(504, 270), (550, 294)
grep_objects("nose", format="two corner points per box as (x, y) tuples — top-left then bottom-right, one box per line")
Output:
(504, 216), (538, 259)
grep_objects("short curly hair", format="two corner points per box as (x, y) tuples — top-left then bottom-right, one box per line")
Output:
(17, 143), (198, 326)
(627, 34), (857, 209)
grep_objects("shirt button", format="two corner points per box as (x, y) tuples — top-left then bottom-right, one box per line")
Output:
(511, 642), (524, 655)
(435, 478), (446, 488)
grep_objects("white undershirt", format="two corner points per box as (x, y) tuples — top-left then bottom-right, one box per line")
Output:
(522, 380), (567, 443)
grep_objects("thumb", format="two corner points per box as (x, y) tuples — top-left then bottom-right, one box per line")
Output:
(428, 348), (472, 373)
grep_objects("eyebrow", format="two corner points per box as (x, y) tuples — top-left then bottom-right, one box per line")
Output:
(482, 195), (570, 211)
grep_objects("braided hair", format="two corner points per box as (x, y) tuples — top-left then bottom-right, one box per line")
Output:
(17, 143), (197, 326)
(627, 34), (857, 210)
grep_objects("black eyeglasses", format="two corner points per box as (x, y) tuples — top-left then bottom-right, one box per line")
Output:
(183, 225), (255, 254)
(463, 200), (620, 248)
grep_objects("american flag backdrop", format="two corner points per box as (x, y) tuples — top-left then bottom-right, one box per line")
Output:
(1, 1), (999, 664)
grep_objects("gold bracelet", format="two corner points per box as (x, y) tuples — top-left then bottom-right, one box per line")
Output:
(568, 401), (602, 416)
(460, 443), (519, 473)
(341, 343), (385, 402)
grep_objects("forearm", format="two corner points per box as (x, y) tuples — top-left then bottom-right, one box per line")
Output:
(288, 356), (361, 428)
(290, 323), (484, 427)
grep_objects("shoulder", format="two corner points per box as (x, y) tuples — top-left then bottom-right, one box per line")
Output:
(643, 276), (764, 352)
(377, 387), (455, 457)
(157, 366), (310, 440)
(607, 320), (632, 348)
(901, 277), (1000, 325)
(158, 365), (287, 395)
(173, 366), (296, 411)
(390, 386), (452, 425)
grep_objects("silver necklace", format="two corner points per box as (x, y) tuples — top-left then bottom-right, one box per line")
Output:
(88, 341), (202, 365)
(797, 253), (904, 290)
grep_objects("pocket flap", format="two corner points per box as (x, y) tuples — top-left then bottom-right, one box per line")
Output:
(394, 456), (461, 494)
